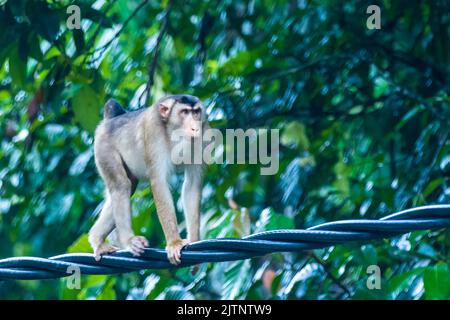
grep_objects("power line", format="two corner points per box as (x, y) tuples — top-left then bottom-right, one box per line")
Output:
(0, 205), (449, 280)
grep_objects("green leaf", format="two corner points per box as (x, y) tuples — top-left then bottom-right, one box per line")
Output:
(69, 149), (93, 176)
(72, 85), (102, 133)
(146, 274), (173, 300)
(389, 267), (426, 298)
(222, 260), (252, 299)
(361, 245), (378, 265)
(206, 209), (250, 238)
(44, 192), (75, 225)
(422, 178), (444, 197)
(28, 33), (43, 61)
(396, 105), (425, 130)
(348, 105), (364, 115)
(281, 121), (310, 150)
(423, 263), (450, 299)
(67, 234), (92, 253)
(93, 277), (117, 300)
(373, 77), (389, 98)
(255, 208), (295, 232)
(9, 47), (27, 88)
(83, 7), (113, 28)
(440, 155), (450, 171)
(159, 285), (195, 300)
(221, 51), (255, 76)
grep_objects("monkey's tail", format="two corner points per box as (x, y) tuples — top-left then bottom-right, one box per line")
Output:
(103, 99), (127, 119)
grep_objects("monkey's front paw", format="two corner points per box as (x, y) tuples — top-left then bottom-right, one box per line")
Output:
(94, 243), (119, 261)
(127, 236), (149, 256)
(166, 239), (190, 265)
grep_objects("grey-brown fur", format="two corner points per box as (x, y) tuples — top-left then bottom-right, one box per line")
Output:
(88, 95), (207, 265)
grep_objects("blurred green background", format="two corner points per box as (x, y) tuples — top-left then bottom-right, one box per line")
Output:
(0, 0), (449, 300)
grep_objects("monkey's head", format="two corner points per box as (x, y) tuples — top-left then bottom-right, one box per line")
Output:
(157, 94), (204, 138)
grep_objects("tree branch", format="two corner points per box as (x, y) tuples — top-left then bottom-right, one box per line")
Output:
(81, 0), (115, 65)
(87, 0), (150, 63)
(144, 0), (174, 106)
(311, 252), (352, 297)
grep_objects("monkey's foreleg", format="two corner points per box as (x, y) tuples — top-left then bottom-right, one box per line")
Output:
(150, 176), (186, 265)
(88, 197), (119, 261)
(182, 165), (202, 243)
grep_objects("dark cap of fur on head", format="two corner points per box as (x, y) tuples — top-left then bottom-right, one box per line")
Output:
(166, 94), (200, 107)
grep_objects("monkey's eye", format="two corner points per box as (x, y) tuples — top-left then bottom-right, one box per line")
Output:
(193, 109), (201, 115)
(180, 109), (189, 115)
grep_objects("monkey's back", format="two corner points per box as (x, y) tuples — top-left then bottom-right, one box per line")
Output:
(94, 109), (150, 181)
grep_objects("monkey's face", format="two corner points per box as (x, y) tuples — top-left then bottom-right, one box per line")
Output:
(177, 104), (203, 138)
(158, 95), (204, 138)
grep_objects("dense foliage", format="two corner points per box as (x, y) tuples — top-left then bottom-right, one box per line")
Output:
(0, 0), (449, 300)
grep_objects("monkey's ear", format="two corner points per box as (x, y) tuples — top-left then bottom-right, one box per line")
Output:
(157, 98), (175, 120)
(158, 102), (170, 119)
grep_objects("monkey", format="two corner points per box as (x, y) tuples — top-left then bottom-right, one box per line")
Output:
(88, 94), (207, 265)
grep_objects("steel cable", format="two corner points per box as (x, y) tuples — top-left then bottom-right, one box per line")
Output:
(0, 205), (449, 280)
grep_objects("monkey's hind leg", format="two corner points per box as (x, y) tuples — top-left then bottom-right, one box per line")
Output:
(104, 227), (149, 256)
(88, 195), (119, 261)
(98, 150), (149, 256)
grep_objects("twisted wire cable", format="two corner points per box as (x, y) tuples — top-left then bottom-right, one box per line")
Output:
(1, 205), (449, 280)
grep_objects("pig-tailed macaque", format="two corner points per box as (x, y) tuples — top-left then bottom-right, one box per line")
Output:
(88, 95), (207, 265)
